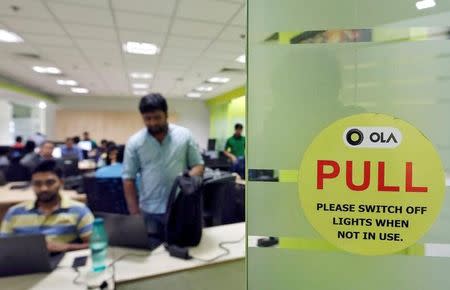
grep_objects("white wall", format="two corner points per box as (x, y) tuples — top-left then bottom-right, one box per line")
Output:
(57, 96), (210, 150)
(0, 89), (55, 144)
(0, 99), (12, 145)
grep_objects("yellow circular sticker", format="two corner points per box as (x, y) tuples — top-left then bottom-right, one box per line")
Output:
(298, 113), (445, 256)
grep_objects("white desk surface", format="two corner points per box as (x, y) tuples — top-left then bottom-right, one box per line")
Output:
(0, 183), (86, 205)
(0, 222), (245, 290)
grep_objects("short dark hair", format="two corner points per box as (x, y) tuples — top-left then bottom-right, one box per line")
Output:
(66, 137), (73, 142)
(15, 136), (23, 143)
(24, 140), (36, 153)
(41, 141), (54, 148)
(139, 93), (168, 114)
(100, 139), (108, 145)
(32, 160), (62, 178)
(235, 123), (243, 130)
(73, 136), (80, 143)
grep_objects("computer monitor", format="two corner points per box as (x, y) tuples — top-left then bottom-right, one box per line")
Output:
(52, 147), (62, 159)
(78, 141), (92, 151)
(207, 139), (216, 151)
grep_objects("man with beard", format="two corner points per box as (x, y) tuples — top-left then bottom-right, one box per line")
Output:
(123, 93), (204, 240)
(0, 160), (94, 252)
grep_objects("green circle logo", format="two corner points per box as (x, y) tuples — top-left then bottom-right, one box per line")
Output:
(298, 113), (445, 255)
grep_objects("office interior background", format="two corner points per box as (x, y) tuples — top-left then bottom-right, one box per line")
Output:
(0, 1), (246, 289)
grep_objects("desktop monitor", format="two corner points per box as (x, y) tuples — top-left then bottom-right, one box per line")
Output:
(78, 141), (92, 151)
(207, 139), (216, 151)
(52, 147), (62, 159)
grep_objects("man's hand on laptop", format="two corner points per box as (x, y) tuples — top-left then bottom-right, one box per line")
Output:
(46, 241), (69, 253)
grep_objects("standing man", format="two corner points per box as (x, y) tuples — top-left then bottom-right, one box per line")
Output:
(1, 160), (94, 252)
(122, 93), (204, 239)
(223, 123), (246, 178)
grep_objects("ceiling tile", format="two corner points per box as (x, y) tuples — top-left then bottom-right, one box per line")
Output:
(63, 23), (117, 41)
(112, 0), (176, 16)
(177, 0), (241, 23)
(119, 30), (165, 47)
(0, 17), (66, 35)
(21, 33), (74, 47)
(165, 36), (211, 50)
(115, 11), (170, 33)
(219, 25), (245, 42)
(171, 19), (223, 39)
(48, 0), (109, 8)
(231, 7), (245, 26)
(0, 0), (53, 20)
(47, 2), (113, 26)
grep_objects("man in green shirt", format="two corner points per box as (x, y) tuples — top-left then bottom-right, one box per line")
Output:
(224, 123), (245, 178)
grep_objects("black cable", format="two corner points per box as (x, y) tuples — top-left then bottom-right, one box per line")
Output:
(191, 236), (245, 263)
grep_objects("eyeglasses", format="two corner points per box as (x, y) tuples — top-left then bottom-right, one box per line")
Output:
(31, 179), (58, 188)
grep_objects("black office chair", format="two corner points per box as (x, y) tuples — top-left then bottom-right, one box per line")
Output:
(5, 163), (31, 182)
(83, 175), (129, 215)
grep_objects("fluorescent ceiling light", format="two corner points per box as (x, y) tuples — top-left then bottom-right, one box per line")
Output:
(416, 0), (436, 9)
(130, 72), (153, 79)
(132, 83), (149, 89)
(71, 87), (89, 94)
(32, 66), (61, 74)
(38, 101), (47, 109)
(133, 90), (148, 96)
(195, 86), (214, 92)
(207, 77), (230, 84)
(236, 54), (246, 64)
(0, 29), (23, 43)
(123, 41), (160, 55)
(186, 92), (202, 98)
(56, 79), (78, 86)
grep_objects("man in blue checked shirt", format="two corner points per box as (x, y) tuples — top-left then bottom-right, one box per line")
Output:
(122, 93), (204, 240)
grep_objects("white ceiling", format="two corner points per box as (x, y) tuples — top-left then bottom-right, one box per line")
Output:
(0, 0), (246, 100)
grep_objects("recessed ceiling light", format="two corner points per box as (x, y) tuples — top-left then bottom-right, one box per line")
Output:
(0, 29), (23, 43)
(207, 77), (230, 84)
(132, 83), (149, 89)
(186, 92), (202, 98)
(130, 72), (153, 79)
(133, 90), (148, 96)
(32, 66), (61, 74)
(71, 87), (89, 94)
(236, 54), (246, 64)
(416, 0), (436, 9)
(56, 79), (78, 86)
(123, 41), (160, 55)
(195, 86), (214, 92)
(38, 101), (47, 109)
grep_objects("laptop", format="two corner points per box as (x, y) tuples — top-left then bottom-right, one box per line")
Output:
(0, 234), (64, 277)
(94, 212), (161, 250)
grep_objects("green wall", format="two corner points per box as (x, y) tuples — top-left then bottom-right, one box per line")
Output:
(207, 87), (245, 151)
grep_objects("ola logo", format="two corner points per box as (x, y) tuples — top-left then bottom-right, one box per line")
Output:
(346, 129), (363, 146)
(299, 113), (444, 256)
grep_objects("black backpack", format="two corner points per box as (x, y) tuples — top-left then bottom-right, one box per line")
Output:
(165, 173), (203, 247)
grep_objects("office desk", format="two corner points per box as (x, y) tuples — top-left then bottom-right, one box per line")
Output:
(0, 222), (245, 290)
(0, 183), (86, 220)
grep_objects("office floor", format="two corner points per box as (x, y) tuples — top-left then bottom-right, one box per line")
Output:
(117, 260), (245, 290)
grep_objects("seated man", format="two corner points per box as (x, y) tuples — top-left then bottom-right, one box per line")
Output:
(21, 141), (55, 172)
(61, 137), (83, 160)
(0, 160), (94, 252)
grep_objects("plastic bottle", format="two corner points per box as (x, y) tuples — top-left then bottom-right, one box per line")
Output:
(90, 218), (108, 272)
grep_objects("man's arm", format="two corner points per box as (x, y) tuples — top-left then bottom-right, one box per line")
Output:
(189, 164), (205, 177)
(123, 179), (140, 215)
(223, 150), (237, 163)
(46, 239), (89, 253)
(122, 142), (141, 215)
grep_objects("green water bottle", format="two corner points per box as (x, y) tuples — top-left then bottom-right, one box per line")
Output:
(90, 218), (108, 272)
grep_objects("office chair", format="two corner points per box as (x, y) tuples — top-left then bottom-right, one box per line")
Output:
(84, 175), (129, 215)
